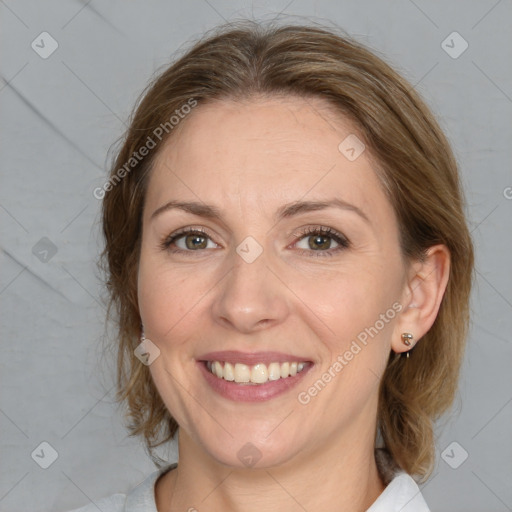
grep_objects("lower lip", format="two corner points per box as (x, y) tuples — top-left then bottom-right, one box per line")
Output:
(197, 361), (313, 402)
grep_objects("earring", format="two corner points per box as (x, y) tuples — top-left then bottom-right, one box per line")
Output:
(401, 332), (413, 346)
(401, 332), (413, 359)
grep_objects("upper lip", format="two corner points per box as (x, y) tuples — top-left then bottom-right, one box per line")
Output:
(197, 351), (312, 366)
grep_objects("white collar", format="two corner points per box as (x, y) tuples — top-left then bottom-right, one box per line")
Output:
(367, 472), (430, 511)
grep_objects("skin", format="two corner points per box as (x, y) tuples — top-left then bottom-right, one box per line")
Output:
(137, 95), (450, 512)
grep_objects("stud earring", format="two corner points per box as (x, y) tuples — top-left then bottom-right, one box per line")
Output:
(401, 332), (413, 359)
(401, 332), (413, 346)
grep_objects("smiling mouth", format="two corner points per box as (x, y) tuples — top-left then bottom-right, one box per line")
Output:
(204, 360), (310, 385)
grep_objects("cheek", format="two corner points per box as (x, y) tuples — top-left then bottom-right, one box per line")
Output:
(300, 263), (390, 325)
(137, 250), (216, 348)
(301, 263), (399, 365)
(138, 252), (182, 337)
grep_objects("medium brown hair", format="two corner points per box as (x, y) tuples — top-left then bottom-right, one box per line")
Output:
(101, 20), (474, 479)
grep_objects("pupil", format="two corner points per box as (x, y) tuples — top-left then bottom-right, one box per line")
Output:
(186, 235), (207, 250)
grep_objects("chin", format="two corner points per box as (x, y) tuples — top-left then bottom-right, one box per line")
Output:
(190, 420), (307, 470)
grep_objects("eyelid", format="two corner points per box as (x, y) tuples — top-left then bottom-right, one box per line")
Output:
(160, 226), (220, 251)
(291, 225), (348, 241)
(290, 225), (350, 257)
(161, 224), (350, 255)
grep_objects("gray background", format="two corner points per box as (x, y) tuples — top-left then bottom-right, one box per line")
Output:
(1, 1), (511, 511)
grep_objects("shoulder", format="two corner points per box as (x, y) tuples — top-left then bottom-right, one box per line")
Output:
(64, 463), (177, 512)
(66, 493), (127, 512)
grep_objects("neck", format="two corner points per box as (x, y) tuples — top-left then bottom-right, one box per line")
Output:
(156, 423), (386, 512)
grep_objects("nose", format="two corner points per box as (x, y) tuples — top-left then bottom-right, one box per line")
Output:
(211, 248), (290, 334)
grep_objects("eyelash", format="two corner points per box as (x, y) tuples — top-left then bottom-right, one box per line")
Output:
(160, 225), (350, 258)
(293, 226), (350, 257)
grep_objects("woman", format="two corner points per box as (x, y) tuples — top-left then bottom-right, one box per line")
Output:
(70, 20), (473, 512)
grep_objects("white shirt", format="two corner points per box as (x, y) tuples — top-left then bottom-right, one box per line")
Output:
(66, 456), (430, 512)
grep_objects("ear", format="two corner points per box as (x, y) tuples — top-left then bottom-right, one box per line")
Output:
(391, 244), (451, 354)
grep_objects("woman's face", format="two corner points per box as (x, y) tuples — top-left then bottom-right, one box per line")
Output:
(138, 96), (409, 468)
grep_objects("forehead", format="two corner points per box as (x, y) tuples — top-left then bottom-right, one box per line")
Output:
(156, 95), (354, 173)
(146, 95), (392, 225)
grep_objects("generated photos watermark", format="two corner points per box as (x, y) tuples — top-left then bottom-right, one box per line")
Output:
(93, 98), (197, 200)
(297, 301), (403, 405)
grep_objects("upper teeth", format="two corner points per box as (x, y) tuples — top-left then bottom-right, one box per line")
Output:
(207, 361), (307, 384)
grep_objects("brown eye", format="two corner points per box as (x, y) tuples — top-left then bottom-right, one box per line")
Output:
(293, 226), (350, 257)
(161, 229), (217, 252)
(183, 233), (208, 250)
(307, 233), (337, 251)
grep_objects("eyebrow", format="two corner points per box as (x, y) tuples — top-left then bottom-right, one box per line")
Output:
(151, 198), (370, 224)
